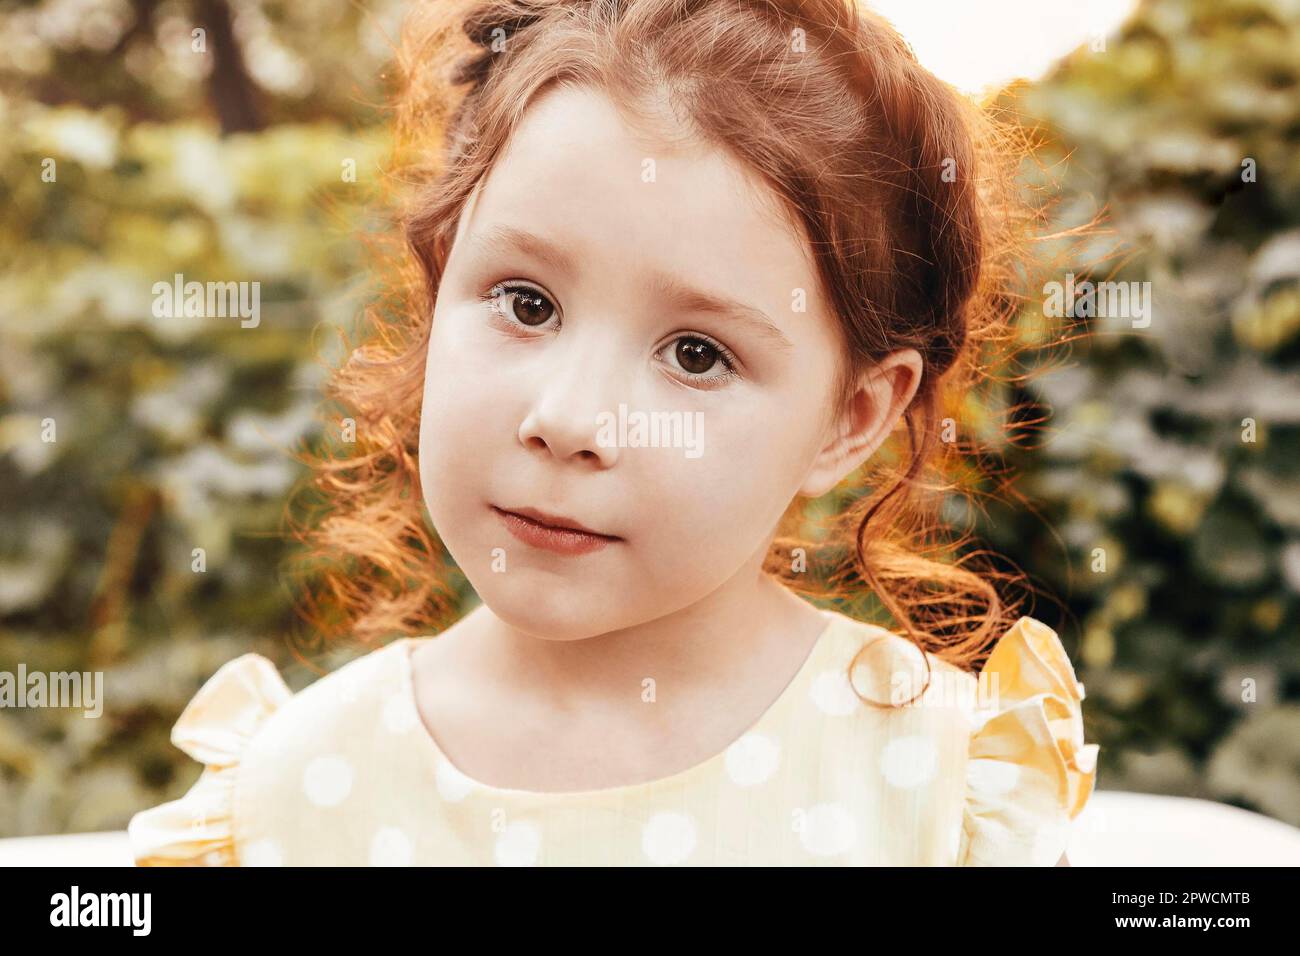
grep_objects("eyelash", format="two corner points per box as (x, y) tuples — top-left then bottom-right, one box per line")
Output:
(476, 281), (742, 388)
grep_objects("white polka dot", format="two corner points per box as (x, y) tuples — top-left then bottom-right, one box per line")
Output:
(966, 757), (1020, 796)
(641, 812), (697, 865)
(495, 821), (542, 866)
(435, 759), (478, 802)
(880, 735), (938, 789)
(242, 838), (284, 866)
(809, 669), (861, 715)
(799, 803), (858, 856)
(370, 827), (414, 866)
(725, 733), (781, 787)
(302, 755), (353, 807)
(383, 694), (418, 734)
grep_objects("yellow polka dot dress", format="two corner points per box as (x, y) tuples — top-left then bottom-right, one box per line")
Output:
(127, 608), (1099, 866)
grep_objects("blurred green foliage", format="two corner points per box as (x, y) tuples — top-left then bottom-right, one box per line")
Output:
(0, 0), (1297, 837)
(0, 99), (393, 832)
(0, 0), (400, 833)
(983, 0), (1300, 823)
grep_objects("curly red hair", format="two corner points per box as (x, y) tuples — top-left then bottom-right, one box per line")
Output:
(289, 0), (1082, 699)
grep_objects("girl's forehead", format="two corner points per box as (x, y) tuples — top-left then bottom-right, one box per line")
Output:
(454, 84), (819, 306)
(489, 84), (777, 224)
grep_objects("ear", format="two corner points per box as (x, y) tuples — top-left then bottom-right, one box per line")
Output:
(798, 349), (923, 499)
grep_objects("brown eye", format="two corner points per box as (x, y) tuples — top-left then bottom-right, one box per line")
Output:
(509, 287), (554, 326)
(675, 337), (718, 374)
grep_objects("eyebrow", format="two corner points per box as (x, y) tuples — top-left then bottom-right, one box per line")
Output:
(466, 224), (795, 353)
(469, 224), (579, 279)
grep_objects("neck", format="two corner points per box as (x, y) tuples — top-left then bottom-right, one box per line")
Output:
(469, 565), (824, 713)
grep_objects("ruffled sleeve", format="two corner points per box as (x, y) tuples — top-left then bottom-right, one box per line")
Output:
(956, 617), (1100, 866)
(128, 654), (293, 866)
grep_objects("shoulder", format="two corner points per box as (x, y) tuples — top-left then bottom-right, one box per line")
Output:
(808, 610), (978, 790)
(816, 611), (1100, 866)
(127, 639), (413, 866)
(817, 609), (976, 711)
(235, 639), (416, 806)
(249, 639), (410, 750)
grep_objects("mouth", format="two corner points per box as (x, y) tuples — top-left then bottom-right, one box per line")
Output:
(491, 505), (622, 556)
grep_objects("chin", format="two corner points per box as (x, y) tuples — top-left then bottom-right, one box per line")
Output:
(476, 589), (613, 642)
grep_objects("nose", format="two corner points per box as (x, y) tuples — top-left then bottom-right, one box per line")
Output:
(517, 331), (623, 468)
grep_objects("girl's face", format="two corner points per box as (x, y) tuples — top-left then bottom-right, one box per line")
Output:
(419, 83), (906, 640)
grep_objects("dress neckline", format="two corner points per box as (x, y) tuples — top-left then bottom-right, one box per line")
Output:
(396, 608), (843, 800)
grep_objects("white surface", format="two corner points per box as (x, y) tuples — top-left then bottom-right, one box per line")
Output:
(0, 829), (135, 867)
(1066, 791), (1300, 866)
(1, 791), (1298, 865)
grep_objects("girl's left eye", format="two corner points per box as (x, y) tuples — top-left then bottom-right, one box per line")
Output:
(476, 282), (741, 388)
(659, 335), (740, 387)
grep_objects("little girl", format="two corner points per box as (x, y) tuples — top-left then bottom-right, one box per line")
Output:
(129, 0), (1099, 866)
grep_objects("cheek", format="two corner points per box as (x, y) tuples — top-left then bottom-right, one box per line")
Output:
(421, 310), (510, 442)
(627, 404), (809, 567)
(418, 313), (508, 506)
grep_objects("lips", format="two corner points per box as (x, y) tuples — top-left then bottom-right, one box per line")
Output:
(495, 506), (618, 539)
(491, 505), (621, 556)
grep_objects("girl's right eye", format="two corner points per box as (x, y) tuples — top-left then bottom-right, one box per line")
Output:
(477, 282), (558, 329)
